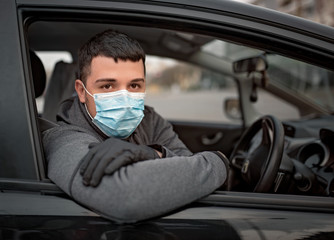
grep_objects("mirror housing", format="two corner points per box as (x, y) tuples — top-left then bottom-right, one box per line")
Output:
(224, 98), (241, 120)
(233, 55), (268, 73)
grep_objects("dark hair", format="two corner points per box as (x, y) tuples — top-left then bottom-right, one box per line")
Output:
(78, 30), (146, 83)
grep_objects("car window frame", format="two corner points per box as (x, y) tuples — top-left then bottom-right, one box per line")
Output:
(11, 0), (334, 209)
(0, 0), (42, 181)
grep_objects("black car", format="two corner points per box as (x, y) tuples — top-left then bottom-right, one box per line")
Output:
(1, 0), (334, 239)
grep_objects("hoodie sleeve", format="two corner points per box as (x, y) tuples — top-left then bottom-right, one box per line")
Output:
(43, 124), (228, 223)
(70, 151), (227, 223)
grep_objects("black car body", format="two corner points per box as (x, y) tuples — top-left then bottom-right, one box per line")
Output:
(1, 0), (334, 239)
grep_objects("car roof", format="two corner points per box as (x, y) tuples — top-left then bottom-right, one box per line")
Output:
(19, 0), (334, 40)
(154, 0), (333, 37)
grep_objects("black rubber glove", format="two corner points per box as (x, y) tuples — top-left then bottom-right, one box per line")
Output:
(80, 138), (160, 187)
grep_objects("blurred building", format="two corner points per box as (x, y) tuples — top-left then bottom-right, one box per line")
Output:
(248, 0), (334, 27)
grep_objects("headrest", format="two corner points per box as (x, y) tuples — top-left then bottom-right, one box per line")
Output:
(30, 50), (46, 98)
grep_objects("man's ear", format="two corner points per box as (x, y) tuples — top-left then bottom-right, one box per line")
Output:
(75, 79), (86, 103)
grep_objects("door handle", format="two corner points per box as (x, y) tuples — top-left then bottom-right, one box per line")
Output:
(201, 132), (223, 145)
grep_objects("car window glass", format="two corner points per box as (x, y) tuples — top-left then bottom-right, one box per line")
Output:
(145, 55), (239, 124)
(251, 54), (334, 121)
(253, 89), (300, 121)
(266, 54), (334, 113)
(202, 39), (263, 61)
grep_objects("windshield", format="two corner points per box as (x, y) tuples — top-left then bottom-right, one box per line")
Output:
(266, 54), (334, 113)
(203, 39), (334, 115)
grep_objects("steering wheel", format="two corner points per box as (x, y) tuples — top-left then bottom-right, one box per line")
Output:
(228, 115), (285, 192)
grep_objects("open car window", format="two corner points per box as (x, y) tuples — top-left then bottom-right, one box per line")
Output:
(23, 3), (334, 199)
(145, 56), (239, 124)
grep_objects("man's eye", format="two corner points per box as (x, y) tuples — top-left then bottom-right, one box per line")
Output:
(102, 84), (112, 90)
(130, 83), (140, 89)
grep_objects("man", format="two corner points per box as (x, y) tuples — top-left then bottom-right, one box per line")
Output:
(43, 30), (229, 223)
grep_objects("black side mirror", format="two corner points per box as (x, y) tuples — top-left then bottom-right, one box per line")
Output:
(233, 55), (268, 74)
(224, 98), (241, 120)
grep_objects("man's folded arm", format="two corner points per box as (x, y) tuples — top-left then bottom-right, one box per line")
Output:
(43, 126), (228, 223)
(70, 151), (227, 223)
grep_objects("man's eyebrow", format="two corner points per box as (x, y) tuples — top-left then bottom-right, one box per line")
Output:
(94, 78), (145, 83)
(95, 78), (116, 83)
(131, 78), (145, 83)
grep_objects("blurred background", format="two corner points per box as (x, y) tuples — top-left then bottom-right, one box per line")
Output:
(234, 0), (334, 27)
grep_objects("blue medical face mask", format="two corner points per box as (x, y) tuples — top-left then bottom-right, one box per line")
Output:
(82, 83), (145, 139)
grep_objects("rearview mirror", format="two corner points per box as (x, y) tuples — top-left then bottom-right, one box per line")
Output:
(233, 56), (268, 73)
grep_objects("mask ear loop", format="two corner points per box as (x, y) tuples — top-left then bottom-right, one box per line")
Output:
(81, 81), (94, 98)
(81, 81), (94, 120)
(84, 104), (94, 120)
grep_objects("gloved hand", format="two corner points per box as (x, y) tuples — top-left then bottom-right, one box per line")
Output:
(211, 151), (231, 189)
(80, 138), (160, 187)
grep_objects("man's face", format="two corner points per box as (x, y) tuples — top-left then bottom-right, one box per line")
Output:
(75, 56), (145, 117)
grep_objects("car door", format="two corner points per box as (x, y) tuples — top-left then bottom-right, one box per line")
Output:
(2, 1), (334, 238)
(172, 120), (242, 156)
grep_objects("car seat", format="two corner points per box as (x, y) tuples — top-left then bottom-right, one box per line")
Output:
(30, 50), (59, 180)
(42, 61), (77, 122)
(30, 50), (46, 98)
(30, 50), (59, 131)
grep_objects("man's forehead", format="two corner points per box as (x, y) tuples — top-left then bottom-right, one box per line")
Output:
(85, 56), (145, 84)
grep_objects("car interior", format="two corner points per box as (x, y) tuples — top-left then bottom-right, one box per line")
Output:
(26, 17), (334, 201)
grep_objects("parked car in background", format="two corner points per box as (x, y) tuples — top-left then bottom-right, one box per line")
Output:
(1, 0), (333, 239)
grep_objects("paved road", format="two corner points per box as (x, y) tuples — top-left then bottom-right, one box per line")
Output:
(145, 89), (299, 123)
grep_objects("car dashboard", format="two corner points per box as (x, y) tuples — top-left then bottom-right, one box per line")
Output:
(280, 116), (334, 196)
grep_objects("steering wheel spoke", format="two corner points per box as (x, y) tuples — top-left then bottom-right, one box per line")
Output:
(229, 115), (285, 192)
(231, 150), (248, 170)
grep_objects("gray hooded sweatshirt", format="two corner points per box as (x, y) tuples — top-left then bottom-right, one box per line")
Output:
(42, 96), (227, 223)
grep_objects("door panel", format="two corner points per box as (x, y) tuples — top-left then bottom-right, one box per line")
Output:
(172, 121), (243, 157)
